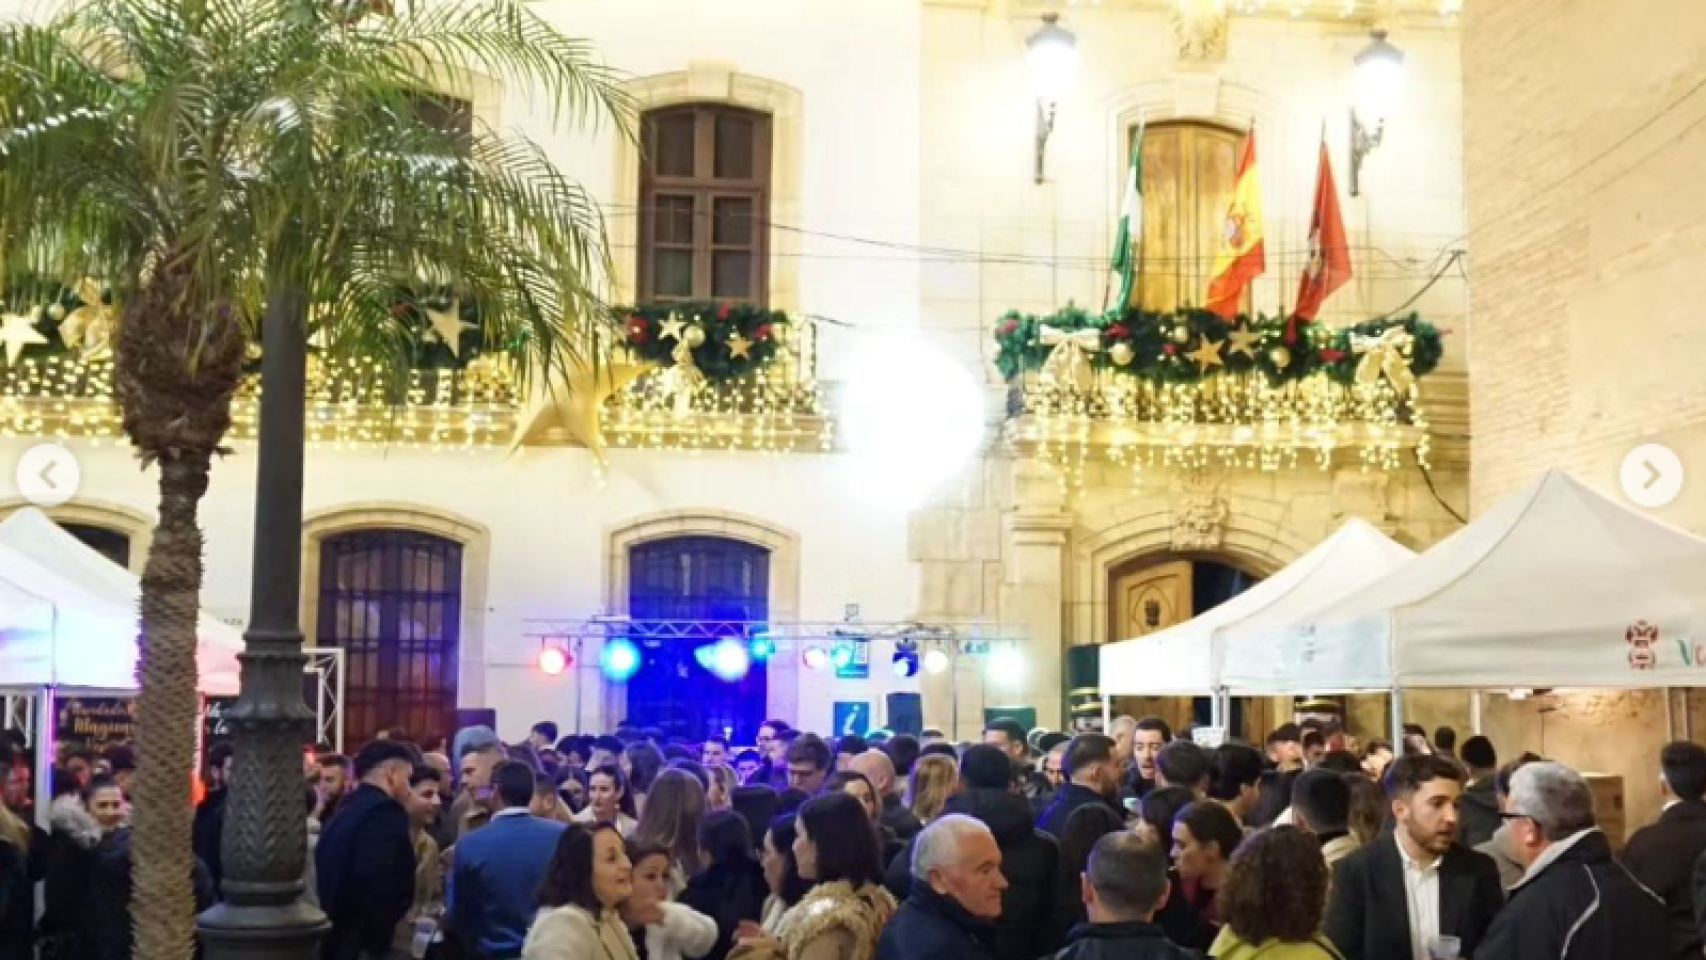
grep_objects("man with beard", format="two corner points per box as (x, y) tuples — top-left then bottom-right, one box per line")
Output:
(1325, 754), (1503, 960)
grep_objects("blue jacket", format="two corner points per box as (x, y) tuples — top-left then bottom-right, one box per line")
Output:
(450, 810), (567, 959)
(1036, 783), (1123, 840)
(876, 885), (999, 960)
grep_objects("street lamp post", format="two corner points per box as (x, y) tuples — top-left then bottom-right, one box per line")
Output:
(196, 275), (328, 960)
(1349, 28), (1405, 197)
(1026, 12), (1080, 184)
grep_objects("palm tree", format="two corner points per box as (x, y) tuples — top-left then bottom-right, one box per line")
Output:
(0, 1), (629, 957)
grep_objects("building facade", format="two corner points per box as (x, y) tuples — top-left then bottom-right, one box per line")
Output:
(0, 0), (1472, 750)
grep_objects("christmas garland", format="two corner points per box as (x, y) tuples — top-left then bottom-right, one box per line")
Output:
(620, 301), (786, 383)
(993, 305), (1443, 389)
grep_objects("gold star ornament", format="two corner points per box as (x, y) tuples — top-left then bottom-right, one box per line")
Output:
(727, 332), (753, 360)
(423, 299), (476, 358)
(1186, 335), (1224, 374)
(1227, 322), (1260, 360)
(658, 313), (686, 343)
(0, 312), (48, 367)
(508, 352), (655, 468)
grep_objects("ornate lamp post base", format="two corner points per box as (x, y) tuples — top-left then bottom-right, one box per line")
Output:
(199, 900), (329, 960)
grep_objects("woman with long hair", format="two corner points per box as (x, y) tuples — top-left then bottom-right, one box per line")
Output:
(824, 770), (902, 872)
(902, 754), (957, 825)
(575, 765), (639, 836)
(632, 768), (708, 895)
(1156, 800), (1243, 952)
(0, 760), (32, 960)
(757, 815), (811, 933)
(706, 765), (739, 813)
(524, 822), (638, 960)
(682, 811), (770, 960)
(731, 792), (896, 960)
(1208, 826), (1343, 959)
(624, 743), (667, 816)
(622, 839), (718, 960)
(1342, 773), (1385, 846)
(1136, 786), (1196, 848)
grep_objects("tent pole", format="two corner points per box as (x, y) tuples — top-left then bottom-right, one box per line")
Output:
(1389, 687), (1404, 741)
(1470, 689), (1483, 735)
(1101, 695), (1111, 733)
(33, 686), (54, 830)
(1665, 687), (1675, 741)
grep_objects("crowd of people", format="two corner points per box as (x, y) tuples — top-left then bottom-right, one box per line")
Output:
(4, 713), (1706, 960)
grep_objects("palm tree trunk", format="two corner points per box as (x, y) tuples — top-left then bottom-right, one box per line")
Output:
(131, 449), (213, 960)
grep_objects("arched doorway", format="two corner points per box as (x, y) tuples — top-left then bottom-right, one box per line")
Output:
(1108, 554), (1260, 733)
(626, 536), (769, 741)
(58, 522), (132, 569)
(315, 529), (462, 745)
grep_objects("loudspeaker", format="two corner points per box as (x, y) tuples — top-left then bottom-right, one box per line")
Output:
(1066, 645), (1104, 733)
(886, 693), (923, 737)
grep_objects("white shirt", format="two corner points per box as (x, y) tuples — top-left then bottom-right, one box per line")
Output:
(1395, 832), (1442, 960)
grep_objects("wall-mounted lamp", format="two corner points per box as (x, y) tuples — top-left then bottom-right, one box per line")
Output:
(1026, 12), (1079, 184)
(1349, 28), (1404, 197)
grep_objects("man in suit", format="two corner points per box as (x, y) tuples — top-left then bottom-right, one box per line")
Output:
(1325, 754), (1504, 960)
(449, 760), (568, 959)
(1037, 734), (1124, 839)
(1623, 741), (1706, 960)
(316, 739), (418, 960)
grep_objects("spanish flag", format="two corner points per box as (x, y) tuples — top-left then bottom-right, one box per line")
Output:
(1205, 130), (1266, 320)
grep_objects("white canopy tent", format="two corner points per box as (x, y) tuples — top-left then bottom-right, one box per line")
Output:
(1237, 470), (1706, 719)
(1099, 518), (1415, 721)
(0, 507), (243, 695)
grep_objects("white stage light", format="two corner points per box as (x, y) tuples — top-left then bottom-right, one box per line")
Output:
(923, 649), (951, 675)
(986, 645), (1025, 688)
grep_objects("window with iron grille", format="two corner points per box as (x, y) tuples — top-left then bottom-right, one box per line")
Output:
(638, 105), (772, 305)
(627, 536), (769, 742)
(317, 530), (462, 746)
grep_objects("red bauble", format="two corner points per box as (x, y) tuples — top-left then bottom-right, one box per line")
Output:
(717, 301), (732, 320)
(1163, 344), (1177, 356)
(754, 323), (773, 341)
(999, 320), (1019, 336)
(1107, 324), (1130, 339)
(1321, 348), (1346, 362)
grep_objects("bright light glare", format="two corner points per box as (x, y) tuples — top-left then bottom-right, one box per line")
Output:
(923, 649), (951, 675)
(842, 335), (985, 509)
(698, 639), (753, 682)
(803, 646), (830, 670)
(1353, 32), (1405, 123)
(538, 647), (568, 676)
(986, 646), (1026, 687)
(601, 638), (641, 682)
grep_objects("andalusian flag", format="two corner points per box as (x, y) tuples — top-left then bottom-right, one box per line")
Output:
(1206, 129), (1266, 320)
(1105, 129), (1144, 312)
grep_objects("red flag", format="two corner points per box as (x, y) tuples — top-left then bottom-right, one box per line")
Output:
(1205, 130), (1266, 320)
(1289, 138), (1353, 342)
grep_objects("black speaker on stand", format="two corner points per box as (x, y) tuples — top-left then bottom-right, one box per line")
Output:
(886, 692), (923, 737)
(1066, 644), (1103, 733)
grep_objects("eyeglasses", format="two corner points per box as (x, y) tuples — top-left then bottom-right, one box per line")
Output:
(1498, 811), (1537, 823)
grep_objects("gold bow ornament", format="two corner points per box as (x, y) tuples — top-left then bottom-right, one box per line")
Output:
(1349, 327), (1415, 394)
(1037, 324), (1103, 394)
(60, 279), (115, 360)
(658, 325), (708, 418)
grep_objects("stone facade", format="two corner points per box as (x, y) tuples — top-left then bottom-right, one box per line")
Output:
(1463, 0), (1706, 829)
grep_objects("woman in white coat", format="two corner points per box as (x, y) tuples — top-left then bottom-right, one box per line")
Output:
(624, 840), (718, 960)
(523, 822), (638, 960)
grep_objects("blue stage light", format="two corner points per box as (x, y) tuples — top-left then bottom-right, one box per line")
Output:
(601, 638), (641, 682)
(830, 642), (856, 671)
(749, 633), (777, 661)
(892, 642), (920, 679)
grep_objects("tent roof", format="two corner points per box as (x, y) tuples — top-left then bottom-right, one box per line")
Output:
(1100, 518), (1414, 695)
(1233, 470), (1706, 691)
(0, 508), (241, 695)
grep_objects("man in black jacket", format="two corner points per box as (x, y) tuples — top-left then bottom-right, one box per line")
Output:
(1326, 754), (1504, 960)
(315, 739), (418, 960)
(1037, 734), (1124, 839)
(876, 815), (1004, 960)
(886, 745), (1060, 960)
(1048, 831), (1196, 960)
(1623, 741), (1706, 960)
(1475, 761), (1665, 960)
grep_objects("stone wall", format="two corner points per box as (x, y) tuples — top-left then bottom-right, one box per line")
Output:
(1462, 0), (1706, 829)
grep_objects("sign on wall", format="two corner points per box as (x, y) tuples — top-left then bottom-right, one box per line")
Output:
(833, 701), (870, 737)
(834, 636), (871, 680)
(56, 697), (135, 754)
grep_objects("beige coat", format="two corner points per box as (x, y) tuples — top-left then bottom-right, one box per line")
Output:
(523, 904), (639, 960)
(729, 881), (896, 960)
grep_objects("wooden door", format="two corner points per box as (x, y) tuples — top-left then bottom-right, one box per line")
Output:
(1130, 123), (1245, 313)
(1110, 560), (1196, 731)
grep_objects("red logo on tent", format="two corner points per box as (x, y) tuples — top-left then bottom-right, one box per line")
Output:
(1627, 620), (1659, 670)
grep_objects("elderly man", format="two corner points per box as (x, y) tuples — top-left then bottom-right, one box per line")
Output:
(851, 749), (923, 841)
(1475, 762), (1666, 960)
(876, 814), (1006, 960)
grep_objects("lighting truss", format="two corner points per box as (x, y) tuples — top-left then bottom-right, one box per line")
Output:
(521, 616), (1029, 650)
